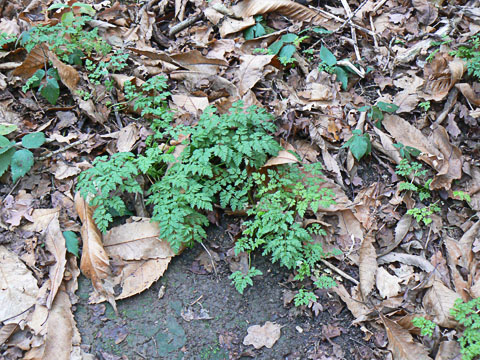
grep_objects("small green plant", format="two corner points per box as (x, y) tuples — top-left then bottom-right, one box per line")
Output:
(393, 142), (421, 162)
(341, 129), (372, 161)
(426, 36), (452, 63)
(244, 16), (266, 40)
(318, 45), (350, 90)
(22, 68), (61, 105)
(453, 190), (471, 203)
(358, 102), (399, 128)
(0, 32), (17, 48)
(294, 289), (317, 307)
(395, 159), (440, 225)
(451, 35), (480, 80)
(451, 297), (480, 360)
(418, 101), (431, 112)
(0, 129), (46, 182)
(255, 33), (308, 66)
(229, 267), (262, 294)
(412, 316), (436, 337)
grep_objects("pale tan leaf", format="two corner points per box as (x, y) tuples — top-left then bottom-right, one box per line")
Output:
(376, 267), (401, 299)
(0, 246), (39, 322)
(378, 252), (434, 273)
(359, 234), (377, 299)
(22, 208), (60, 232)
(0, 324), (18, 346)
(54, 162), (81, 180)
(233, 0), (327, 25)
(43, 290), (73, 359)
(114, 259), (171, 300)
(74, 193), (116, 312)
(47, 51), (79, 92)
(103, 218), (176, 260)
(423, 53), (465, 101)
(379, 214), (413, 256)
(382, 315), (432, 360)
(333, 284), (371, 321)
(423, 279), (460, 328)
(237, 55), (274, 96)
(445, 237), (469, 300)
(353, 183), (380, 230)
(412, 0), (437, 25)
(435, 341), (461, 360)
(263, 149), (298, 167)
(116, 123), (139, 152)
(171, 94), (209, 115)
(44, 212), (67, 309)
(243, 321), (281, 349)
(456, 83), (480, 106)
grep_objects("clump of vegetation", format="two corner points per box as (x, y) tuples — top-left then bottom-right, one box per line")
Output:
(0, 127), (46, 182)
(451, 35), (480, 80)
(412, 316), (436, 337)
(451, 298), (480, 360)
(77, 75), (338, 298)
(342, 129), (372, 161)
(358, 101), (399, 128)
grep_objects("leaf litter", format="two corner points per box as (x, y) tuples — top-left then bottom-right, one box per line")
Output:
(0, 0), (479, 359)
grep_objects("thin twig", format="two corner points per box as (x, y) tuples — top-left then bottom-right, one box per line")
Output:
(169, 14), (202, 37)
(199, 242), (218, 280)
(339, 0), (361, 60)
(335, 0), (369, 34)
(37, 137), (90, 161)
(317, 9), (376, 37)
(320, 258), (359, 285)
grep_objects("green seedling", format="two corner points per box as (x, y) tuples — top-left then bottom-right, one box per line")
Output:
(318, 45), (350, 90)
(358, 102), (399, 128)
(412, 317), (436, 337)
(341, 129), (372, 161)
(451, 297), (480, 360)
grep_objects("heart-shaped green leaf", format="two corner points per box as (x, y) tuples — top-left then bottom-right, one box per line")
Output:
(22, 132), (46, 149)
(11, 149), (34, 182)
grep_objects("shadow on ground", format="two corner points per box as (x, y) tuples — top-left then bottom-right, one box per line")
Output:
(74, 222), (377, 360)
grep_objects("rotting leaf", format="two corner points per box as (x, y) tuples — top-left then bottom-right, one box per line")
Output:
(243, 321), (282, 349)
(359, 234), (377, 300)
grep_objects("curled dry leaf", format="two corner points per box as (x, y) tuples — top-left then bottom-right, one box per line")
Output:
(423, 53), (465, 101)
(376, 267), (401, 299)
(233, 0), (328, 25)
(381, 314), (432, 360)
(423, 279), (460, 328)
(74, 192), (116, 313)
(455, 83), (480, 107)
(359, 234), (377, 299)
(333, 284), (371, 321)
(243, 321), (282, 349)
(0, 246), (39, 323)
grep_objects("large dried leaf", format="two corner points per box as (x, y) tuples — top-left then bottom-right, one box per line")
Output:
(44, 212), (67, 309)
(423, 279), (460, 328)
(12, 44), (47, 79)
(359, 234), (377, 299)
(237, 55), (274, 96)
(435, 341), (461, 360)
(456, 83), (480, 106)
(74, 193), (116, 312)
(334, 284), (371, 321)
(382, 315), (432, 360)
(423, 53), (465, 101)
(233, 0), (327, 25)
(0, 246), (39, 322)
(47, 51), (79, 92)
(243, 321), (281, 349)
(378, 252), (434, 273)
(376, 267), (401, 299)
(103, 218), (176, 260)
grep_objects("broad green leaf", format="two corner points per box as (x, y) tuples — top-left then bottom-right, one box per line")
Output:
(344, 131), (371, 161)
(279, 44), (296, 60)
(268, 40), (284, 55)
(370, 106), (384, 128)
(0, 147), (15, 177)
(30, 69), (45, 88)
(244, 26), (255, 40)
(47, 67), (60, 81)
(0, 123), (17, 136)
(358, 106), (370, 112)
(312, 27), (332, 35)
(406, 146), (421, 157)
(72, 2), (96, 15)
(0, 135), (13, 155)
(40, 77), (60, 105)
(334, 66), (349, 90)
(320, 46), (337, 66)
(63, 231), (79, 257)
(254, 23), (266, 38)
(48, 3), (69, 10)
(11, 149), (34, 182)
(22, 132), (45, 149)
(377, 101), (399, 113)
(281, 33), (298, 43)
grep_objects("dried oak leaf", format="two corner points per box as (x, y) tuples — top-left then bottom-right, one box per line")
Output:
(423, 53), (465, 101)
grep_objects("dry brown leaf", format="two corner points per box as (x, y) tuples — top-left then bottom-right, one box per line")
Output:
(435, 341), (461, 360)
(54, 162), (82, 180)
(44, 212), (67, 309)
(0, 246), (39, 323)
(333, 284), (371, 321)
(353, 183), (380, 230)
(42, 290), (74, 359)
(243, 321), (281, 349)
(12, 44), (47, 79)
(103, 218), (176, 260)
(382, 314), (432, 360)
(378, 252), (434, 273)
(423, 279), (460, 328)
(233, 0), (327, 25)
(0, 324), (18, 346)
(376, 267), (401, 299)
(423, 54), (465, 101)
(47, 51), (79, 92)
(237, 55), (274, 96)
(171, 94), (209, 115)
(412, 0), (438, 25)
(379, 214), (413, 256)
(74, 193), (116, 313)
(456, 83), (480, 106)
(116, 123), (139, 152)
(22, 208), (60, 232)
(359, 234), (377, 299)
